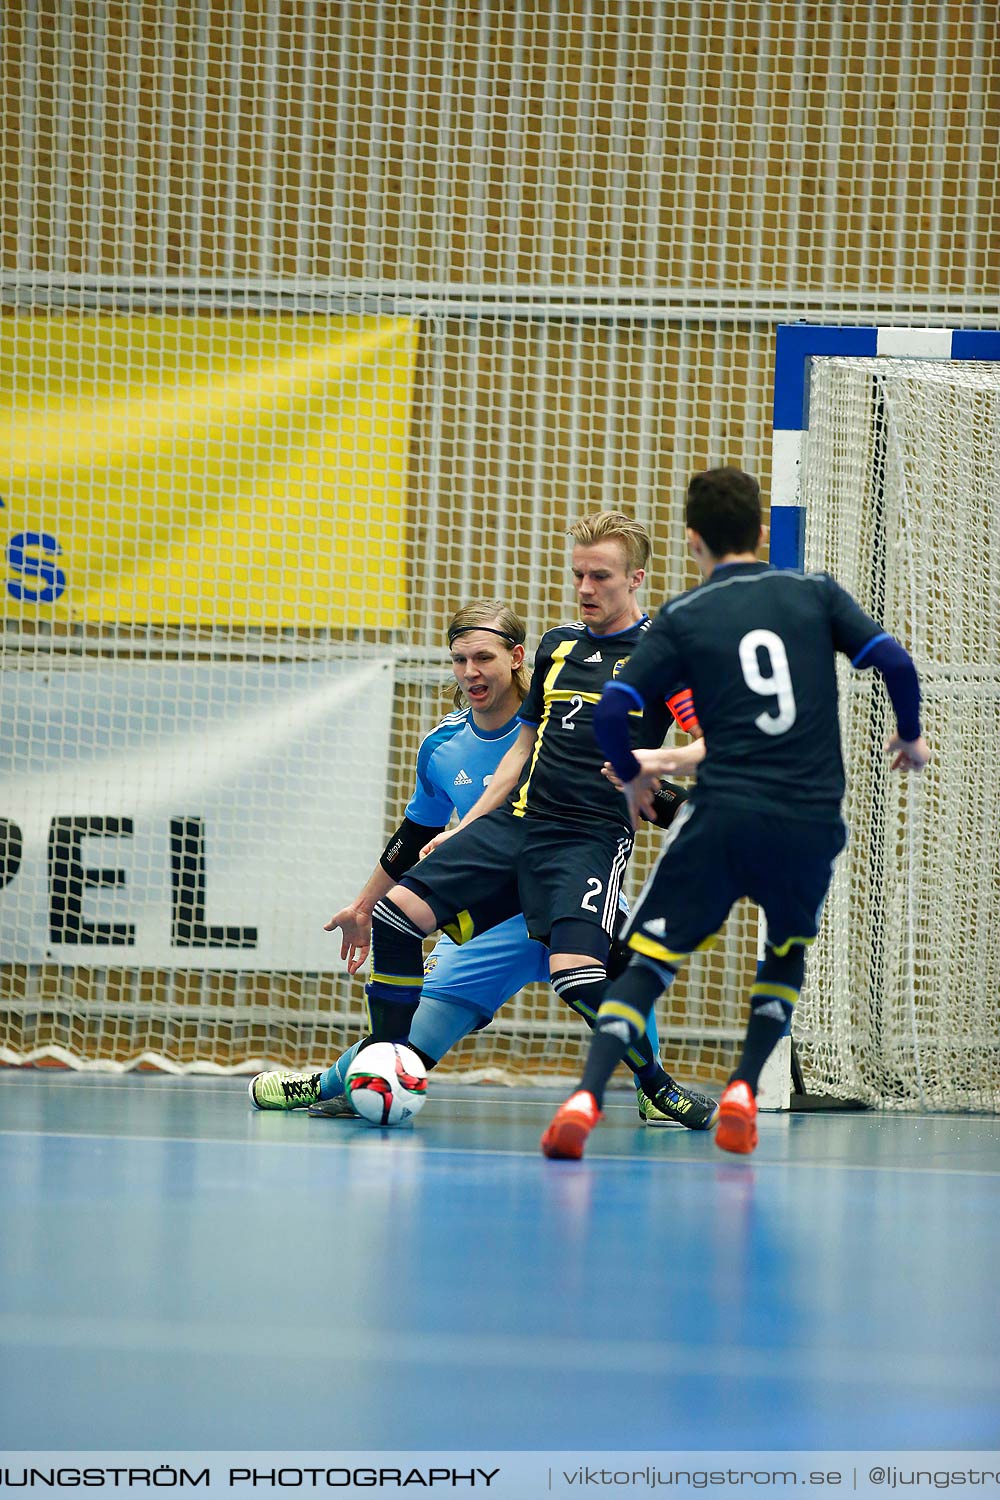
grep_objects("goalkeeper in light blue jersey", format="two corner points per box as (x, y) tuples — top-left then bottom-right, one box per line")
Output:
(249, 600), (706, 1125)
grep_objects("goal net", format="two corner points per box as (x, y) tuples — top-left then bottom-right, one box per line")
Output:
(1, 4), (995, 1088)
(794, 357), (1000, 1111)
(0, 6), (767, 1087)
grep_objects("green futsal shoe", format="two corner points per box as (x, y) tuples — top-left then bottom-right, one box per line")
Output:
(637, 1080), (720, 1130)
(248, 1069), (323, 1110)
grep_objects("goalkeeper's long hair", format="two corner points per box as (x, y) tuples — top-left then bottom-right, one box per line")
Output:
(447, 600), (530, 709)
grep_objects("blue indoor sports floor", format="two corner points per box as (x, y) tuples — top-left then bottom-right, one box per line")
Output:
(2, 1070), (999, 1453)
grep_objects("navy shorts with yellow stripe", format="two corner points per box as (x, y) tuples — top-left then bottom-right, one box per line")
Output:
(402, 806), (633, 951)
(623, 800), (847, 963)
(402, 807), (525, 946)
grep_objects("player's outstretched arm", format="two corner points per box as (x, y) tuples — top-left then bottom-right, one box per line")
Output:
(324, 883), (384, 974)
(633, 740), (706, 777)
(326, 815), (446, 972)
(602, 738), (704, 788)
(419, 724), (537, 856)
(855, 633), (928, 775)
(592, 680), (655, 830)
(885, 733), (930, 773)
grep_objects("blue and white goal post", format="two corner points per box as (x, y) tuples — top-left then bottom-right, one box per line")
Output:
(756, 323), (1000, 1112)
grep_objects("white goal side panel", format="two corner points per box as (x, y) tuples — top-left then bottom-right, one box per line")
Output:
(795, 357), (1000, 1111)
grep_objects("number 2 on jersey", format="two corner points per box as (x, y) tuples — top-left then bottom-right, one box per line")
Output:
(739, 629), (797, 735)
(561, 694), (584, 730)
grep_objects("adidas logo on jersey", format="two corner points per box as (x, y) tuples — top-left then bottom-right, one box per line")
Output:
(583, 650), (603, 663)
(453, 769), (474, 786)
(642, 917), (667, 936)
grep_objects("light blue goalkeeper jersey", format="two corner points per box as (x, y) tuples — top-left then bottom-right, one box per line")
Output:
(405, 707), (523, 827)
(395, 705), (546, 1017)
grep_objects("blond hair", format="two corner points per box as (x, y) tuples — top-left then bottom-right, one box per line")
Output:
(568, 510), (651, 573)
(447, 600), (530, 708)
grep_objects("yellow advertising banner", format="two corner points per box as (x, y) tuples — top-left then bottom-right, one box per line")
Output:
(0, 314), (416, 628)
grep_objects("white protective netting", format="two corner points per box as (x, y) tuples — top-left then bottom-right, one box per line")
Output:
(795, 357), (1000, 1111)
(0, 4), (997, 1081)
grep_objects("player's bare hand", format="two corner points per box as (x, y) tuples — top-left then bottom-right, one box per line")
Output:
(419, 827), (458, 859)
(886, 733), (930, 773)
(323, 903), (372, 975)
(623, 770), (661, 831)
(601, 760), (626, 790)
(604, 758), (662, 817)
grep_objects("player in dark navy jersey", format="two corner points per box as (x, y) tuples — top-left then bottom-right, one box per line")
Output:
(360, 511), (720, 1129)
(543, 466), (930, 1160)
(510, 617), (670, 828)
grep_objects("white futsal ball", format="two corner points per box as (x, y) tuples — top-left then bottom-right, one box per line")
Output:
(344, 1042), (428, 1126)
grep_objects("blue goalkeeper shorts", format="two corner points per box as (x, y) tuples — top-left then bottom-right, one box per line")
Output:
(421, 914), (549, 1020)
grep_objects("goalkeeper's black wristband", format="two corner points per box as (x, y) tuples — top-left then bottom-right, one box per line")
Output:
(379, 816), (447, 877)
(643, 780), (688, 830)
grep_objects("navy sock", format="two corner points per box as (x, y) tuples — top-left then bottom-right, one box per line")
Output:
(731, 1011), (790, 1093)
(732, 946), (802, 1092)
(579, 962), (666, 1108)
(552, 965), (667, 1091)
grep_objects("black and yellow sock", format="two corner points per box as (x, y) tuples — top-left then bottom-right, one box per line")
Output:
(731, 944), (804, 1092)
(552, 965), (667, 1093)
(366, 896), (427, 1041)
(579, 961), (666, 1108)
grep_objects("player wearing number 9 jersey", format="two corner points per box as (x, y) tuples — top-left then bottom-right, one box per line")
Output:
(542, 466), (929, 1160)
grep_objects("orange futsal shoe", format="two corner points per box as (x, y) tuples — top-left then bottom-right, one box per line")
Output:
(715, 1079), (758, 1155)
(541, 1090), (602, 1160)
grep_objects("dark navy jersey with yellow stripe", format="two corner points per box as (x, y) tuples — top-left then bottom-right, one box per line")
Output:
(514, 616), (673, 831)
(617, 563), (884, 820)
